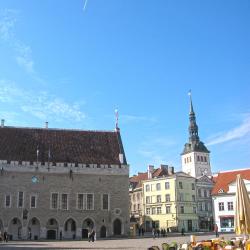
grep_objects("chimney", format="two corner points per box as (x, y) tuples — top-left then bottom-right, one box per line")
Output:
(45, 121), (48, 129)
(160, 164), (168, 170)
(1, 119), (5, 128)
(168, 166), (174, 175)
(119, 153), (124, 164)
(147, 165), (154, 179)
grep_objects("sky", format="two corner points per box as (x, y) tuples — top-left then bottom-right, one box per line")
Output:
(0, 0), (249, 176)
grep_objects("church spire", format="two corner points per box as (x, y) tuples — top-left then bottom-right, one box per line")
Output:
(188, 91), (199, 144)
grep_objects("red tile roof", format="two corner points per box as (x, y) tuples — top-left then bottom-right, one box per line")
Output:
(0, 126), (126, 165)
(212, 169), (250, 195)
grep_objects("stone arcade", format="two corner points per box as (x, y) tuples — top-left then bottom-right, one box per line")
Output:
(0, 122), (129, 240)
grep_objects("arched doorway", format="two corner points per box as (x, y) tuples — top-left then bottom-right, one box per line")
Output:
(113, 218), (122, 235)
(46, 218), (58, 240)
(100, 225), (107, 238)
(8, 218), (22, 240)
(28, 217), (40, 240)
(64, 218), (76, 239)
(82, 218), (94, 239)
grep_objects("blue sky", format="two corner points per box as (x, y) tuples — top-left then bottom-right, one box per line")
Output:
(0, 0), (249, 176)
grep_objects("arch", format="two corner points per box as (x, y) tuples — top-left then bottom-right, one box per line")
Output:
(46, 218), (59, 240)
(100, 225), (107, 238)
(8, 217), (22, 240)
(82, 218), (94, 239)
(64, 218), (76, 239)
(28, 217), (41, 240)
(113, 218), (122, 236)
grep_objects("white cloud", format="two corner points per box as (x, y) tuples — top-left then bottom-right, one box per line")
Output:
(206, 114), (250, 146)
(0, 9), (17, 40)
(15, 44), (34, 73)
(0, 80), (86, 123)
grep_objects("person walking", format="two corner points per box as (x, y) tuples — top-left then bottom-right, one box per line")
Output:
(181, 227), (185, 236)
(152, 228), (156, 239)
(3, 231), (8, 242)
(214, 224), (219, 238)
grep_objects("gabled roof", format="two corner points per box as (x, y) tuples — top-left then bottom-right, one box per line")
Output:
(212, 169), (250, 195)
(0, 126), (127, 165)
(129, 167), (171, 189)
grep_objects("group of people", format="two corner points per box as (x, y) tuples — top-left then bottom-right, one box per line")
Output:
(152, 228), (168, 238)
(88, 228), (96, 242)
(0, 231), (8, 242)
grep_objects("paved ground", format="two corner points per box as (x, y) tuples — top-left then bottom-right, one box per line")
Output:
(0, 232), (237, 250)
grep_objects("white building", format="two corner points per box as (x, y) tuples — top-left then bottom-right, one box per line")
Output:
(212, 169), (250, 232)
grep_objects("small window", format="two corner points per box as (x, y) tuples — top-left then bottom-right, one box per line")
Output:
(193, 206), (197, 213)
(61, 194), (68, 210)
(146, 184), (150, 192)
(165, 194), (170, 202)
(198, 189), (202, 197)
(146, 208), (150, 215)
(102, 194), (109, 210)
(184, 158), (186, 164)
(219, 202), (224, 211)
(5, 195), (11, 208)
(192, 195), (195, 202)
(18, 191), (24, 208)
(165, 182), (170, 189)
(204, 156), (207, 162)
(201, 156), (204, 162)
(157, 207), (161, 214)
(189, 156), (192, 162)
(156, 183), (161, 191)
(197, 155), (200, 161)
(51, 193), (58, 209)
(179, 193), (184, 201)
(180, 206), (184, 214)
(192, 183), (195, 190)
(179, 182), (183, 189)
(30, 195), (36, 208)
(157, 195), (161, 203)
(146, 196), (150, 204)
(204, 190), (207, 197)
(152, 207), (156, 214)
(228, 202), (234, 211)
(166, 206), (171, 214)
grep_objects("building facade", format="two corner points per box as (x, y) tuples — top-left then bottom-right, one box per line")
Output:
(212, 169), (250, 232)
(142, 166), (198, 232)
(0, 124), (129, 240)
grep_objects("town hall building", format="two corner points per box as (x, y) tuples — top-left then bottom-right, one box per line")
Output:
(0, 120), (129, 240)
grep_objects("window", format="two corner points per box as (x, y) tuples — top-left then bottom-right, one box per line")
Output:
(102, 194), (109, 210)
(152, 207), (156, 214)
(189, 156), (192, 162)
(156, 183), (161, 191)
(198, 202), (202, 211)
(208, 203), (211, 211)
(204, 156), (207, 162)
(180, 206), (184, 214)
(179, 193), (184, 201)
(228, 202), (234, 211)
(30, 195), (36, 208)
(133, 204), (136, 211)
(157, 207), (162, 214)
(179, 182), (183, 189)
(146, 196), (150, 204)
(220, 217), (234, 228)
(166, 206), (171, 214)
(18, 191), (24, 208)
(146, 208), (150, 215)
(61, 194), (68, 210)
(204, 190), (207, 197)
(146, 184), (150, 192)
(137, 193), (140, 201)
(192, 183), (195, 190)
(204, 202), (208, 211)
(192, 195), (195, 202)
(5, 195), (11, 208)
(197, 155), (200, 161)
(184, 158), (186, 164)
(137, 204), (140, 210)
(165, 194), (170, 202)
(187, 157), (189, 163)
(77, 194), (84, 210)
(219, 202), (224, 211)
(193, 206), (197, 213)
(165, 182), (170, 189)
(198, 189), (202, 197)
(201, 156), (204, 162)
(157, 195), (161, 203)
(51, 193), (58, 209)
(87, 194), (94, 210)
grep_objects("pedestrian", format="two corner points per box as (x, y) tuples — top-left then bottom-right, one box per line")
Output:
(152, 228), (156, 239)
(214, 224), (219, 238)
(163, 228), (166, 237)
(60, 231), (62, 240)
(4, 231), (8, 242)
(138, 227), (141, 236)
(181, 227), (185, 236)
(157, 228), (160, 238)
(88, 229), (95, 242)
(29, 231), (32, 240)
(141, 227), (144, 236)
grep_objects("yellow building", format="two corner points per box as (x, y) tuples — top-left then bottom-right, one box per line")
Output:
(142, 166), (198, 232)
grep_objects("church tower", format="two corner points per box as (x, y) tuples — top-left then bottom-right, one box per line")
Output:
(181, 92), (211, 177)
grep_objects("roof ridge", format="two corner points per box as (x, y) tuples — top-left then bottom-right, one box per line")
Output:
(218, 168), (250, 173)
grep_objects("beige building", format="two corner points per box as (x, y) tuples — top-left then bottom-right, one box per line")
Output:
(0, 122), (129, 240)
